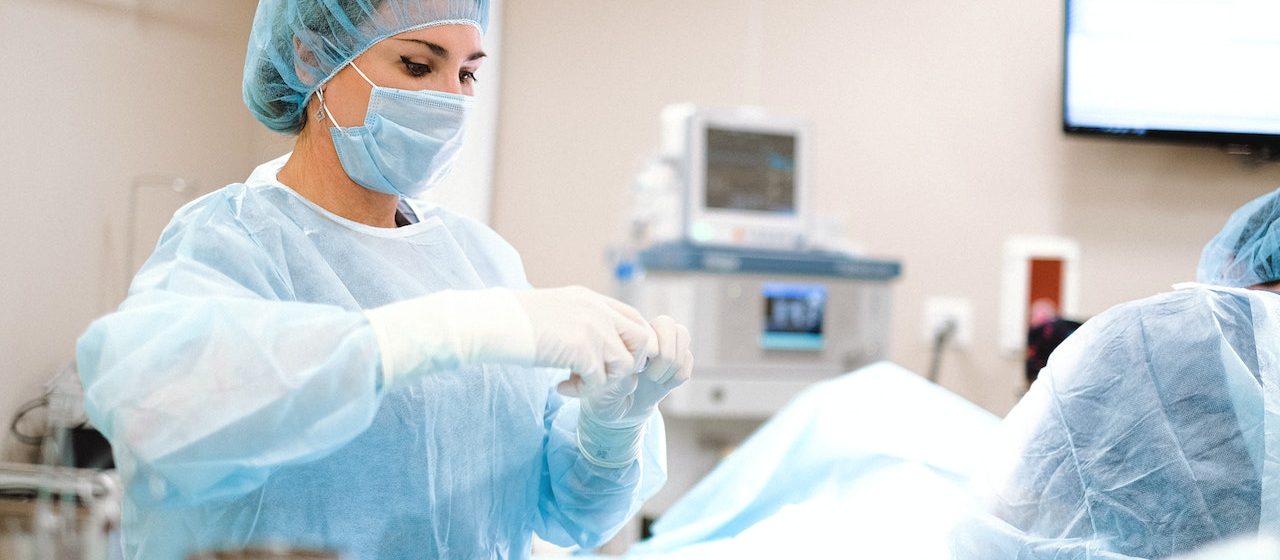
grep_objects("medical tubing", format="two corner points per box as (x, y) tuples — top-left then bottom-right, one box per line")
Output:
(364, 288), (537, 390)
(575, 411), (647, 469)
(9, 396), (50, 446)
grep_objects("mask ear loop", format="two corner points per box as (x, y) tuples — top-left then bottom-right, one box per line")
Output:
(349, 62), (378, 88)
(314, 88), (345, 131)
(314, 62), (377, 131)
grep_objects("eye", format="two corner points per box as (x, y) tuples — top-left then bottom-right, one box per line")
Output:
(460, 70), (478, 84)
(400, 56), (431, 77)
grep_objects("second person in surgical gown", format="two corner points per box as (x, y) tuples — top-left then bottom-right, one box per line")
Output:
(75, 1), (694, 558)
(957, 189), (1280, 558)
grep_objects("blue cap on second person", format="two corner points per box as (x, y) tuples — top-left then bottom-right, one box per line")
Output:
(1198, 188), (1280, 288)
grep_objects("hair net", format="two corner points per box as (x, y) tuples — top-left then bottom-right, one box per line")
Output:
(1198, 188), (1280, 288)
(243, 0), (490, 134)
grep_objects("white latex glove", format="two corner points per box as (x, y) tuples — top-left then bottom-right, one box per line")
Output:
(566, 315), (693, 467)
(365, 286), (658, 390)
(513, 286), (659, 387)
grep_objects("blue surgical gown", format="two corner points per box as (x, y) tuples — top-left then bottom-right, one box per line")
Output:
(76, 155), (667, 560)
(956, 284), (1280, 559)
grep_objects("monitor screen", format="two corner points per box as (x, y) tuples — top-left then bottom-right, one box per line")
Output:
(704, 128), (797, 214)
(760, 283), (826, 351)
(1064, 0), (1280, 141)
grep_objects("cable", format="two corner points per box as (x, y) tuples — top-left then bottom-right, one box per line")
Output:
(927, 319), (957, 383)
(10, 396), (50, 446)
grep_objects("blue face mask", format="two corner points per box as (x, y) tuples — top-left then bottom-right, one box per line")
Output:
(318, 63), (473, 198)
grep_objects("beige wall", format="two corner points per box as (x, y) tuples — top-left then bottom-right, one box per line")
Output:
(6, 0), (1280, 466)
(492, 0), (1280, 415)
(0, 0), (261, 460)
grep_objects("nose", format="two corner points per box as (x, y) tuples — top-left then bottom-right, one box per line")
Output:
(437, 78), (465, 96)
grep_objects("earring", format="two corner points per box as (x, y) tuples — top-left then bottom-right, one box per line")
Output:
(314, 89), (328, 122)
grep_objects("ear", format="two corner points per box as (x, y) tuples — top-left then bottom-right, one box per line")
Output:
(292, 36), (322, 85)
(293, 36), (331, 127)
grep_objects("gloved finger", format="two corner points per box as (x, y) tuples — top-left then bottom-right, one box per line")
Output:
(646, 316), (680, 383)
(601, 296), (650, 337)
(669, 351), (693, 389)
(671, 325), (693, 387)
(608, 311), (658, 372)
(675, 324), (690, 361)
(644, 356), (677, 384)
(603, 298), (660, 361)
(557, 373), (583, 397)
(678, 351), (693, 382)
(569, 345), (608, 388)
(602, 334), (639, 380)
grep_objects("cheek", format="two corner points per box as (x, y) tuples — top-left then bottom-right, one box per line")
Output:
(325, 85), (373, 126)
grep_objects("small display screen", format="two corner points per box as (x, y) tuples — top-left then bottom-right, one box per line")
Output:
(761, 283), (826, 351)
(704, 128), (797, 214)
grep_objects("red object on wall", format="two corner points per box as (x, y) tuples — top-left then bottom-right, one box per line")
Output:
(1028, 258), (1064, 324)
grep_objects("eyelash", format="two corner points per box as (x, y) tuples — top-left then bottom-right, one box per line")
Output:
(400, 56), (479, 84)
(401, 56), (431, 77)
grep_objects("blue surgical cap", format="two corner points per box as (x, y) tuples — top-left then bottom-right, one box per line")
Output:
(1198, 188), (1280, 288)
(243, 0), (490, 134)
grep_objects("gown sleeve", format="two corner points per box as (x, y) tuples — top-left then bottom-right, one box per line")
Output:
(77, 194), (384, 507)
(533, 384), (669, 549)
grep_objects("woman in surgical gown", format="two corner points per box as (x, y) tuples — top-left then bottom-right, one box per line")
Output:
(957, 189), (1280, 559)
(75, 1), (693, 558)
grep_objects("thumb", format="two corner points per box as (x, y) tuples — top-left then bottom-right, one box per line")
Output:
(557, 373), (583, 397)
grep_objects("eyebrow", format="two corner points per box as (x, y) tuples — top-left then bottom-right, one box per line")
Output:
(394, 38), (487, 61)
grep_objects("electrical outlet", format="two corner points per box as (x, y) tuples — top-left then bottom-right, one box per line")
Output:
(923, 297), (973, 348)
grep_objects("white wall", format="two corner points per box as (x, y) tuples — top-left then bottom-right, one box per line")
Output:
(0, 0), (261, 461)
(491, 0), (1280, 415)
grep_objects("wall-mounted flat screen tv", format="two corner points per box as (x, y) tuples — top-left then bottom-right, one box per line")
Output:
(1064, 0), (1280, 150)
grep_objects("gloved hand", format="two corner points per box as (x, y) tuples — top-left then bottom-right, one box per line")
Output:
(365, 286), (657, 390)
(563, 315), (693, 468)
(513, 286), (659, 385)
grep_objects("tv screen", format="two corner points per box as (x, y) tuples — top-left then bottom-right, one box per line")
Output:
(1063, 0), (1280, 147)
